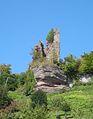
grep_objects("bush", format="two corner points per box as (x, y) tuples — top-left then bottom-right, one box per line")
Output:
(0, 78), (11, 108)
(31, 90), (47, 108)
(13, 105), (47, 119)
(50, 96), (70, 119)
(0, 95), (11, 109)
(30, 105), (48, 119)
(46, 28), (54, 43)
(24, 70), (36, 96)
(18, 72), (26, 86)
(7, 75), (18, 91)
(50, 96), (70, 112)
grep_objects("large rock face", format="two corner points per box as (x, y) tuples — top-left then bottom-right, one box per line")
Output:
(32, 65), (67, 92)
(32, 65), (66, 84)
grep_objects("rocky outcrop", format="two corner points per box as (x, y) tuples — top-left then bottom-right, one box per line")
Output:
(31, 65), (67, 92)
(32, 65), (66, 84)
(30, 28), (68, 92)
(36, 83), (68, 93)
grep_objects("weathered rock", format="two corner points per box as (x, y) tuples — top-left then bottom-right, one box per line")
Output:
(80, 74), (92, 83)
(36, 83), (68, 93)
(30, 28), (68, 92)
(32, 65), (67, 85)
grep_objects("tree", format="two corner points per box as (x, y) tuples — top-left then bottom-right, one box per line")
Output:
(46, 28), (54, 43)
(0, 64), (12, 108)
(60, 54), (80, 81)
(79, 51), (93, 75)
(24, 70), (36, 96)
(0, 64), (11, 75)
(18, 72), (26, 85)
(7, 74), (18, 91)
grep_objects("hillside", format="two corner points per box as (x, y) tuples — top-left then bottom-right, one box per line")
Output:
(0, 28), (93, 119)
(7, 83), (93, 119)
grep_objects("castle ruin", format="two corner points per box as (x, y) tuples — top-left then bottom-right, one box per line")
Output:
(32, 28), (60, 64)
(31, 28), (67, 92)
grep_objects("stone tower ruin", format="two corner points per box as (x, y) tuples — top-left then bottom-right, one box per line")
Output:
(45, 28), (60, 63)
(53, 28), (60, 62)
(32, 28), (60, 64)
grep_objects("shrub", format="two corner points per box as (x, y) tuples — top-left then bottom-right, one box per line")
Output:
(50, 96), (70, 112)
(0, 78), (11, 109)
(24, 70), (36, 96)
(46, 28), (54, 43)
(0, 86), (11, 109)
(30, 105), (48, 119)
(31, 90), (47, 108)
(18, 72), (26, 86)
(14, 105), (47, 119)
(7, 75), (18, 91)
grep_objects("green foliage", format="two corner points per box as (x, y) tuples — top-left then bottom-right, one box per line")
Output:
(1, 49), (93, 118)
(0, 86), (11, 109)
(59, 51), (93, 83)
(59, 54), (80, 81)
(17, 72), (26, 86)
(50, 96), (70, 113)
(33, 47), (41, 60)
(79, 51), (93, 75)
(31, 90), (47, 108)
(6, 81), (93, 119)
(0, 64), (12, 108)
(0, 64), (11, 75)
(29, 105), (47, 119)
(24, 70), (36, 96)
(48, 83), (93, 119)
(46, 28), (54, 43)
(7, 74), (18, 91)
(7, 89), (47, 119)
(32, 105), (47, 119)
(0, 101), (16, 119)
(32, 41), (45, 61)
(13, 105), (47, 119)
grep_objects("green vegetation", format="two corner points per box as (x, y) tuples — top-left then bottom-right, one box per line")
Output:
(1, 80), (93, 119)
(46, 28), (54, 43)
(1, 49), (93, 118)
(1, 28), (93, 118)
(79, 51), (93, 75)
(31, 90), (47, 108)
(59, 54), (80, 82)
(32, 41), (45, 61)
(58, 51), (93, 83)
(47, 83), (93, 118)
(0, 64), (15, 109)
(24, 70), (36, 96)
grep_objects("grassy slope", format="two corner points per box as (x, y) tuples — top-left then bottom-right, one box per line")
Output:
(8, 84), (93, 119)
(48, 84), (93, 119)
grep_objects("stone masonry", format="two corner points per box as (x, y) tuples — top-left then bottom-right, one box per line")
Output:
(33, 28), (60, 63)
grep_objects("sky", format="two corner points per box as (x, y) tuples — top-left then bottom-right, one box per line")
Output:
(0, 0), (93, 73)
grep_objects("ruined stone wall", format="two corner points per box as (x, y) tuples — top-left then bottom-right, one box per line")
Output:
(45, 28), (60, 63)
(32, 28), (60, 64)
(53, 28), (60, 63)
